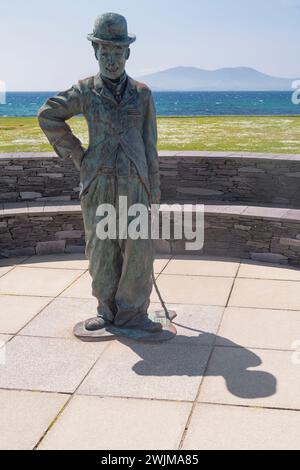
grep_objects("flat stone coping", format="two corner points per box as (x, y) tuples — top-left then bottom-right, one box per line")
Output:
(1, 201), (300, 222)
(1, 151), (300, 162)
(0, 152), (55, 161)
(0, 201), (81, 217)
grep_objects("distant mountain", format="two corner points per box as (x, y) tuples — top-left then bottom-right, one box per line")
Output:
(138, 66), (295, 91)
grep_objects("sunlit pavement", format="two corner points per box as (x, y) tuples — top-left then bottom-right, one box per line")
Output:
(1, 253), (300, 450)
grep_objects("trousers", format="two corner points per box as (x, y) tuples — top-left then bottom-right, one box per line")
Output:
(80, 165), (154, 327)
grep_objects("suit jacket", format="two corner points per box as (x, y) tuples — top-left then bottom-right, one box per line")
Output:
(38, 73), (160, 198)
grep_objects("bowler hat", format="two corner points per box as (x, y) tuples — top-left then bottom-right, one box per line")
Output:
(87, 13), (136, 46)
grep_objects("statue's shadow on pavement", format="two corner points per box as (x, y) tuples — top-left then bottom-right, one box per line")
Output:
(119, 330), (277, 400)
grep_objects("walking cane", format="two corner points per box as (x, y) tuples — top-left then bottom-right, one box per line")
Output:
(150, 201), (176, 324)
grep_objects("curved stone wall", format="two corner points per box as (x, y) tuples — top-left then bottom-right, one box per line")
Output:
(1, 151), (300, 207)
(1, 202), (300, 265)
(1, 151), (300, 264)
(0, 153), (80, 203)
(159, 151), (300, 207)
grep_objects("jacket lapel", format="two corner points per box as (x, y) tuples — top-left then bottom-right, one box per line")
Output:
(93, 73), (116, 104)
(120, 77), (137, 106)
(93, 73), (137, 106)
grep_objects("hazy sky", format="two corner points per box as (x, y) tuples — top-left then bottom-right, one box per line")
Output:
(1, 0), (300, 91)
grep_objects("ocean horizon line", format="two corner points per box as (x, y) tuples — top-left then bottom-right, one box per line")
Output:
(1, 90), (299, 117)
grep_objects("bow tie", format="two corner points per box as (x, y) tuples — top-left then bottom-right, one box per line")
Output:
(101, 72), (128, 102)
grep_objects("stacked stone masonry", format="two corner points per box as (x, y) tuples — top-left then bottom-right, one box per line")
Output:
(1, 151), (300, 206)
(1, 201), (300, 266)
(1, 152), (300, 264)
(0, 153), (80, 203)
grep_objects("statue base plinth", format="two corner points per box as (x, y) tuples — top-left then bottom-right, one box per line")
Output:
(73, 310), (177, 343)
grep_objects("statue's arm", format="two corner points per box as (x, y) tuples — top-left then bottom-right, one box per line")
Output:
(38, 85), (85, 170)
(142, 91), (161, 204)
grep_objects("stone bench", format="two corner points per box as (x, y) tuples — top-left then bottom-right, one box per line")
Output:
(0, 201), (85, 257)
(1, 201), (300, 265)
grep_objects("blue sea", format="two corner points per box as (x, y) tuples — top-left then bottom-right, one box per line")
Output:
(0, 91), (299, 117)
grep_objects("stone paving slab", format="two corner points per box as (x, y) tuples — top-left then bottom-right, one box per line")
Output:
(0, 389), (69, 450)
(20, 298), (98, 339)
(0, 266), (14, 278)
(163, 256), (240, 277)
(0, 334), (12, 345)
(20, 254), (89, 270)
(198, 346), (300, 410)
(229, 278), (300, 310)
(59, 272), (93, 299)
(78, 340), (212, 402)
(0, 253), (300, 449)
(38, 396), (192, 450)
(21, 300), (223, 344)
(182, 403), (300, 450)
(152, 274), (234, 306)
(0, 267), (84, 297)
(0, 336), (108, 393)
(217, 307), (300, 350)
(153, 255), (172, 274)
(149, 303), (224, 345)
(238, 260), (300, 281)
(0, 295), (52, 334)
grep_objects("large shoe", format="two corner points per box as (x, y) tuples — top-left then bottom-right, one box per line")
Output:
(122, 315), (163, 333)
(85, 317), (111, 331)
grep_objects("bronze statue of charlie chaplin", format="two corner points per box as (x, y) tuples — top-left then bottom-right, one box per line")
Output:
(38, 13), (176, 341)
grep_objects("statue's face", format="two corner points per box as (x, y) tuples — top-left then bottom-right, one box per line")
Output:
(96, 44), (130, 80)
